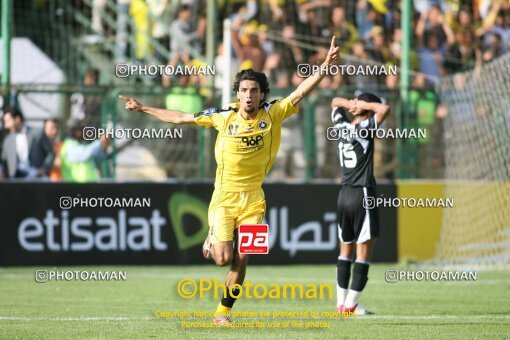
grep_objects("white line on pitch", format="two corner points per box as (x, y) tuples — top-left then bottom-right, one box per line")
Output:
(1, 315), (509, 321)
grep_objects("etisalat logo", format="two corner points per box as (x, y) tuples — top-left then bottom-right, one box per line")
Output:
(17, 193), (209, 252)
(16, 199), (338, 257)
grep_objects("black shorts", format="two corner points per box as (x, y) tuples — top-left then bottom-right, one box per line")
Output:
(337, 186), (379, 244)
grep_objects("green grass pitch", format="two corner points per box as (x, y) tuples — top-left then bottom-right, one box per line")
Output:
(1, 264), (509, 339)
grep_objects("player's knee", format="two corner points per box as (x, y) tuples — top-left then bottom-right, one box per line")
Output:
(215, 253), (233, 266)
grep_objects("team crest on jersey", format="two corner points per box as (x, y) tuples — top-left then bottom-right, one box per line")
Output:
(258, 120), (268, 130)
(360, 119), (369, 128)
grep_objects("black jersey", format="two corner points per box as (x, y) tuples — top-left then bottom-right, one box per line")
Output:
(331, 107), (377, 187)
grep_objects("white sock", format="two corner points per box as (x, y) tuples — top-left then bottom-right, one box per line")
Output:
(336, 256), (352, 306)
(337, 286), (348, 307)
(344, 289), (362, 308)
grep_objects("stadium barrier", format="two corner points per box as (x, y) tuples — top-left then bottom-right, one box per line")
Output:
(0, 182), (398, 265)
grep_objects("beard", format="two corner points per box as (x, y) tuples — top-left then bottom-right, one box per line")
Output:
(244, 105), (255, 113)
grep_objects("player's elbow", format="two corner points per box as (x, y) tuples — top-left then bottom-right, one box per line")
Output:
(375, 105), (390, 124)
(168, 114), (186, 124)
(290, 90), (305, 106)
(377, 105), (390, 118)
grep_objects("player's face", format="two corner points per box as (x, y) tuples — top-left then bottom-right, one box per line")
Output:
(348, 99), (365, 116)
(237, 80), (264, 114)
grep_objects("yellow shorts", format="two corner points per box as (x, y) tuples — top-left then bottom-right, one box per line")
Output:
(208, 188), (266, 245)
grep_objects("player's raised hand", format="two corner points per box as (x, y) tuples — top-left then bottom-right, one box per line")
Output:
(119, 95), (143, 112)
(323, 36), (340, 67)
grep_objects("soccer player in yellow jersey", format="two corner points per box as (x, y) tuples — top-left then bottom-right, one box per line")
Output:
(120, 37), (339, 325)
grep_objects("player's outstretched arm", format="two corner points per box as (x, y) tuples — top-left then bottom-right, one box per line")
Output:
(354, 99), (391, 125)
(119, 95), (196, 124)
(288, 36), (339, 106)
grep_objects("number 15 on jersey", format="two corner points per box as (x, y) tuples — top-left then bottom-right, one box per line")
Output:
(339, 142), (357, 169)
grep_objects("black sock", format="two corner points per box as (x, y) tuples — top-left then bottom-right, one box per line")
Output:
(351, 261), (370, 292)
(336, 258), (352, 289)
(221, 287), (241, 308)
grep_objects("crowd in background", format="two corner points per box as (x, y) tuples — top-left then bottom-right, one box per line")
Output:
(99, 0), (510, 89)
(2, 0), (509, 181)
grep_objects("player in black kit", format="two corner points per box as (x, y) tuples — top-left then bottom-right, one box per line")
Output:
(330, 93), (390, 316)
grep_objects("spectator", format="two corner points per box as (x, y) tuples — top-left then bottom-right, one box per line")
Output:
(273, 25), (304, 88)
(164, 5), (206, 87)
(297, 0), (331, 37)
(451, 8), (476, 36)
(416, 5), (455, 48)
(367, 26), (392, 65)
(482, 32), (504, 62)
(0, 108), (55, 179)
(349, 41), (378, 88)
(169, 5), (205, 63)
(115, 0), (131, 63)
(415, 5), (456, 78)
(491, 9), (510, 53)
(69, 68), (102, 128)
(147, 0), (171, 64)
(2, 109), (16, 134)
(44, 119), (62, 181)
(232, 22), (266, 72)
(327, 6), (359, 50)
(389, 28), (402, 61)
(60, 121), (109, 183)
(356, 0), (379, 42)
(445, 29), (477, 72)
(476, 2), (509, 53)
(130, 0), (151, 61)
(258, 25), (280, 75)
(44, 119), (59, 142)
(417, 33), (444, 82)
(230, 0), (257, 24)
(409, 74), (437, 145)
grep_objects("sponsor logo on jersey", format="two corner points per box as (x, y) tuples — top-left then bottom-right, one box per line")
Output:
(234, 134), (264, 152)
(227, 123), (240, 135)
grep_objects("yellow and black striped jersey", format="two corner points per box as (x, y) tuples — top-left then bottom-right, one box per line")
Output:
(194, 97), (298, 191)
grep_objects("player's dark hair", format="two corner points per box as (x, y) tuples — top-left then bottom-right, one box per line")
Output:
(233, 69), (270, 100)
(3, 106), (24, 122)
(356, 92), (382, 116)
(356, 92), (382, 104)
